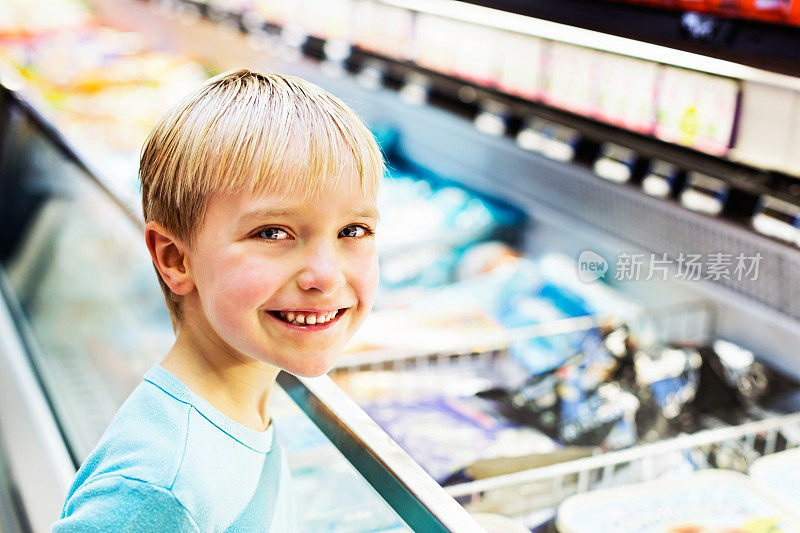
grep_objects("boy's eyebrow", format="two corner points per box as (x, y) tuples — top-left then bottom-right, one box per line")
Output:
(234, 206), (300, 230)
(348, 206), (379, 220)
(234, 205), (379, 230)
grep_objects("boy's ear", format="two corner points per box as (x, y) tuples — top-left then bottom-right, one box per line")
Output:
(144, 221), (195, 296)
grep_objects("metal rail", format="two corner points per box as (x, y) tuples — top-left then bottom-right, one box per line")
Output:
(277, 373), (486, 532)
(0, 271), (74, 533)
(334, 300), (715, 371)
(445, 411), (800, 499)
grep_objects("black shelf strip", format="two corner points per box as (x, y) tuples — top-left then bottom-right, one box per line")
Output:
(347, 48), (800, 215)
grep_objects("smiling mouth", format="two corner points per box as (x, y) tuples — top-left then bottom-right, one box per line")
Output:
(268, 308), (347, 327)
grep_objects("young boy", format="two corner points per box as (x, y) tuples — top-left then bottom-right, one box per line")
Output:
(52, 69), (384, 531)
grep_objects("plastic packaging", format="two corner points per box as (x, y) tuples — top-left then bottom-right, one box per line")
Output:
(750, 448), (800, 517)
(655, 66), (739, 157)
(471, 512), (530, 533)
(557, 469), (800, 532)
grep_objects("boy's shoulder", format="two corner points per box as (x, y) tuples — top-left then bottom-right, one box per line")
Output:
(77, 370), (193, 489)
(66, 366), (294, 530)
(59, 366), (296, 532)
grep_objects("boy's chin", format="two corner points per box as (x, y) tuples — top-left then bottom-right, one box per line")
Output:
(287, 366), (334, 379)
(281, 356), (338, 379)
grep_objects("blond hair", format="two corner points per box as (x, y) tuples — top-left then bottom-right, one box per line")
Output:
(140, 69), (385, 327)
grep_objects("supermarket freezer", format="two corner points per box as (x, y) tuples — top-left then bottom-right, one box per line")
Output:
(4, 8), (800, 532)
(0, 87), (483, 532)
(2, 75), (799, 531)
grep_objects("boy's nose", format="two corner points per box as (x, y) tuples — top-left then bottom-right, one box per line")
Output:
(296, 243), (346, 295)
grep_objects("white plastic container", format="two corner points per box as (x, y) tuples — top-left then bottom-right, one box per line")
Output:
(471, 512), (530, 533)
(557, 469), (800, 533)
(750, 447), (800, 517)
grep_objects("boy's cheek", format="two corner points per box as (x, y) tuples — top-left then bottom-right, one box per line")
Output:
(203, 266), (277, 321)
(360, 255), (380, 310)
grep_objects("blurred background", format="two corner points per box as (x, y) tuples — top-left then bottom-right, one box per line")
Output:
(2, 1), (800, 531)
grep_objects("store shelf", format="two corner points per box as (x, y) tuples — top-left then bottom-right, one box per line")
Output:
(346, 45), (799, 203)
(129, 2), (800, 213)
(104, 0), (800, 181)
(441, 0), (800, 77)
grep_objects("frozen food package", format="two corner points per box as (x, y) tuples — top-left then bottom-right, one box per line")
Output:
(558, 380), (640, 448)
(413, 13), (461, 75)
(502, 369), (638, 446)
(634, 347), (702, 420)
(487, 323), (638, 447)
(542, 42), (597, 117)
(453, 22), (503, 87)
(593, 51), (658, 134)
(711, 339), (770, 404)
(352, 0), (414, 60)
(538, 253), (642, 320)
(557, 469), (800, 532)
(362, 395), (556, 483)
(655, 66), (739, 156)
(749, 448), (800, 516)
(496, 32), (545, 100)
(691, 341), (771, 421)
(471, 512), (530, 533)
(376, 179), (500, 255)
(495, 275), (585, 374)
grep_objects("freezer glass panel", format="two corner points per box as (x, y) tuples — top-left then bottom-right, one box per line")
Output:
(0, 97), (171, 458)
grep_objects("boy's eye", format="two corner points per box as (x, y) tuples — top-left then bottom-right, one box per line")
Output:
(257, 227), (290, 240)
(339, 225), (371, 238)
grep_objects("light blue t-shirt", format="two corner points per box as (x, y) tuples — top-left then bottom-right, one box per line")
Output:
(52, 365), (296, 532)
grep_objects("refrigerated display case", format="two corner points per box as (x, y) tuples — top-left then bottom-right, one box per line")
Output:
(3, 0), (800, 531)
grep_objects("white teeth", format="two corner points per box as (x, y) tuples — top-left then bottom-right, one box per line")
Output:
(276, 309), (342, 325)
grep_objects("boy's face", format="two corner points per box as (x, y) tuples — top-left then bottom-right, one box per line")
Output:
(182, 165), (378, 377)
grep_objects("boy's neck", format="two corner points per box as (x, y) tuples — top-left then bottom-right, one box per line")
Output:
(160, 322), (281, 433)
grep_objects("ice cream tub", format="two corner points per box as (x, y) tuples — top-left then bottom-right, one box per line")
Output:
(750, 447), (800, 517)
(556, 469), (800, 532)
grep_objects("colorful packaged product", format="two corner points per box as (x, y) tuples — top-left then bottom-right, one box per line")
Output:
(557, 470), (800, 532)
(542, 42), (597, 117)
(750, 448), (800, 516)
(655, 66), (739, 156)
